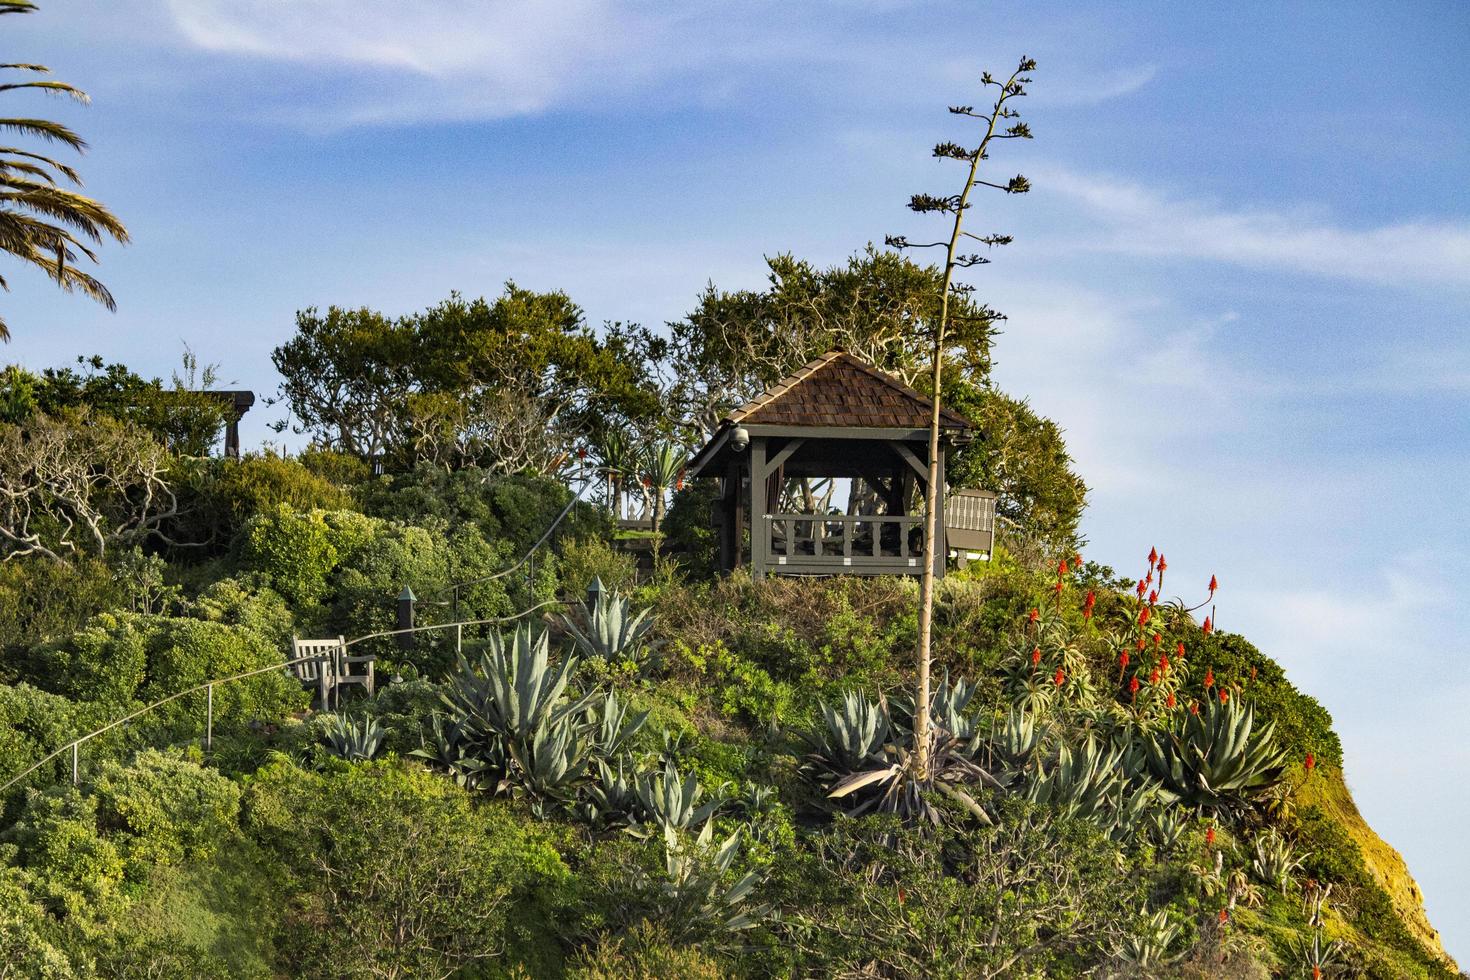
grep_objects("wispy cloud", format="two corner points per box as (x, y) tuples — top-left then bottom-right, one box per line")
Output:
(1040, 168), (1470, 289)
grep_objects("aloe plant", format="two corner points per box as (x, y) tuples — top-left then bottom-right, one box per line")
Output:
(1143, 695), (1288, 815)
(563, 590), (657, 672)
(1250, 828), (1305, 893)
(322, 714), (385, 762)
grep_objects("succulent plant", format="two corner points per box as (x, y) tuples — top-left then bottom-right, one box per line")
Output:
(587, 689), (649, 761)
(804, 691), (890, 777)
(1143, 695), (1288, 815)
(1115, 909), (1183, 969)
(322, 714), (385, 762)
(653, 820), (768, 940)
(1250, 828), (1305, 893)
(1146, 808), (1190, 852)
(562, 589), (658, 671)
(635, 759), (723, 836)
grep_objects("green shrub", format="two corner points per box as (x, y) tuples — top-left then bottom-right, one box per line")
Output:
(0, 789), (127, 920)
(187, 579), (295, 649)
(559, 536), (639, 597)
(243, 758), (569, 979)
(24, 613), (146, 705)
(297, 448), (371, 487)
(0, 684), (92, 802)
(186, 453), (355, 550)
(238, 505), (341, 606)
(138, 617), (305, 724)
(90, 749), (242, 869)
(0, 556), (122, 659)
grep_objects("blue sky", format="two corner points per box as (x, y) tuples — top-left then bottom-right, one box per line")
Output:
(6, 0), (1469, 959)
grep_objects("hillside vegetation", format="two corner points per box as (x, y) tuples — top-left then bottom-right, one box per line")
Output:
(0, 294), (1458, 977)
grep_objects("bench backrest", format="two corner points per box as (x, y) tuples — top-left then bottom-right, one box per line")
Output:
(290, 636), (345, 681)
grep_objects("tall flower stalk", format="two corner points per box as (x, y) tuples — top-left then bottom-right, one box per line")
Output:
(887, 57), (1035, 776)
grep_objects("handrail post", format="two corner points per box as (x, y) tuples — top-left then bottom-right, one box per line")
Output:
(71, 742), (78, 786)
(205, 683), (214, 751)
(456, 622), (463, 655)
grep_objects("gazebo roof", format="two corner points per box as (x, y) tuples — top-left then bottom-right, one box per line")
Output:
(723, 351), (972, 430)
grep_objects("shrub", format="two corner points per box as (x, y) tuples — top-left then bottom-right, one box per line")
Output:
(559, 536), (639, 597)
(24, 613), (147, 705)
(0, 556), (122, 659)
(138, 616), (305, 724)
(243, 758), (569, 979)
(187, 578), (295, 649)
(0, 684), (92, 801)
(90, 749), (242, 869)
(184, 453), (355, 550)
(238, 505), (341, 606)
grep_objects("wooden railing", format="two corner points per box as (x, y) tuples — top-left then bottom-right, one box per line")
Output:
(765, 513), (925, 571)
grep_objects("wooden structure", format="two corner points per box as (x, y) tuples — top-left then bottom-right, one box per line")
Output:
(290, 636), (376, 707)
(686, 351), (977, 579)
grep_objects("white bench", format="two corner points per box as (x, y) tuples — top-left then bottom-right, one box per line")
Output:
(290, 636), (376, 708)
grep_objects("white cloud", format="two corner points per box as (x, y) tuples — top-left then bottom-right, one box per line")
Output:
(1039, 168), (1470, 289)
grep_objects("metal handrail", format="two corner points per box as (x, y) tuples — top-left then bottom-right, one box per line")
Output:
(0, 602), (571, 798)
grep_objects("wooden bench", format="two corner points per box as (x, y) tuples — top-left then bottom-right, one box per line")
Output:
(290, 636), (376, 708)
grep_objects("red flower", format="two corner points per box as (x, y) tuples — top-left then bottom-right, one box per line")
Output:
(1249, 666), (1257, 682)
(1166, 692), (1176, 708)
(1209, 574), (1218, 593)
(1219, 688), (1229, 704)
(1150, 668), (1161, 685)
(1305, 752), (1316, 772)
(1202, 616), (1213, 636)
(1074, 552), (1084, 570)
(1138, 607), (1151, 626)
(1119, 651), (1130, 670)
(1129, 675), (1140, 699)
(1153, 633), (1162, 647)
(1029, 608), (1039, 623)
(1054, 667), (1066, 687)
(1148, 589), (1158, 606)
(1053, 580), (1064, 595)
(1058, 559), (1069, 576)
(1157, 555), (1167, 572)
(1189, 701), (1200, 715)
(1206, 825), (1216, 847)
(1082, 606), (1092, 620)
(1136, 580), (1147, 597)
(1084, 589), (1096, 608)
(1204, 667), (1215, 688)
(1148, 546), (1158, 566)
(1160, 653), (1170, 672)
(1031, 647), (1042, 666)
(1176, 641), (1186, 658)
(1313, 967), (1321, 980)
(1136, 636), (1146, 651)
(1218, 907), (1229, 924)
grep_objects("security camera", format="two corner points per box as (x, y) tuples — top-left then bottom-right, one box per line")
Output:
(731, 426), (750, 452)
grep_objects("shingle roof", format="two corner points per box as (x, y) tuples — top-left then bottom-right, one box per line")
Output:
(725, 351), (972, 430)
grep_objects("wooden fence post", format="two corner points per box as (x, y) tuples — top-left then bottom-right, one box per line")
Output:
(205, 683), (214, 751)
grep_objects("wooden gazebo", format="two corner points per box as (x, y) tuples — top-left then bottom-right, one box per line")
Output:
(686, 351), (981, 579)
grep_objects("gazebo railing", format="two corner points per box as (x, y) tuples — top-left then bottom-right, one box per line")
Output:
(766, 513), (925, 569)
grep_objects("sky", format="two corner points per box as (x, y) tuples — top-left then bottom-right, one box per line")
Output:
(4, 0), (1469, 960)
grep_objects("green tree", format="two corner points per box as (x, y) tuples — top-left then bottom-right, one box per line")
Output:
(0, 1), (129, 342)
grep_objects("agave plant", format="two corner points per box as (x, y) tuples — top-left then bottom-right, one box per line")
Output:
(654, 821), (768, 942)
(1115, 909), (1184, 970)
(988, 707), (1043, 781)
(827, 729), (1000, 827)
(563, 590), (658, 672)
(1250, 828), (1305, 893)
(409, 713), (489, 788)
(1147, 808), (1190, 852)
(1143, 695), (1288, 816)
(634, 759), (723, 836)
(586, 689), (650, 760)
(322, 714), (385, 762)
(1022, 739), (1163, 840)
(444, 623), (591, 744)
(581, 757), (641, 828)
(804, 692), (890, 778)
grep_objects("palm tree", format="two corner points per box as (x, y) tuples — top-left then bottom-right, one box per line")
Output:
(0, 0), (129, 341)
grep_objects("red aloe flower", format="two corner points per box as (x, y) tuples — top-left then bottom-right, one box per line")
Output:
(1206, 825), (1216, 847)
(1189, 701), (1200, 715)
(1031, 647), (1042, 666)
(1313, 967), (1321, 980)
(1119, 651), (1130, 670)
(1136, 637), (1146, 651)
(1054, 667), (1066, 687)
(1138, 607), (1151, 626)
(1058, 559), (1069, 576)
(1218, 688), (1229, 704)
(1150, 668), (1161, 685)
(1305, 752), (1316, 772)
(1148, 546), (1158, 566)
(1176, 641), (1186, 658)
(1157, 555), (1167, 573)
(1148, 589), (1158, 606)
(1218, 907), (1229, 924)
(1160, 653), (1170, 673)
(1202, 616), (1213, 636)
(1053, 580), (1064, 595)
(1129, 675), (1140, 699)
(1136, 580), (1147, 597)
(1085, 589), (1096, 608)
(1029, 608), (1039, 623)
(1209, 574), (1218, 593)
(1074, 552), (1084, 570)
(1204, 667), (1215, 688)
(1153, 633), (1162, 648)
(1082, 606), (1092, 621)
(1166, 692), (1176, 708)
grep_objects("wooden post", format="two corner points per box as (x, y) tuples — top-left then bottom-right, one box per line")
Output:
(71, 742), (78, 786)
(205, 683), (214, 751)
(455, 622), (463, 655)
(750, 437), (767, 579)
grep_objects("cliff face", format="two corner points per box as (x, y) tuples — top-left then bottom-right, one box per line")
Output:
(1296, 768), (1458, 973)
